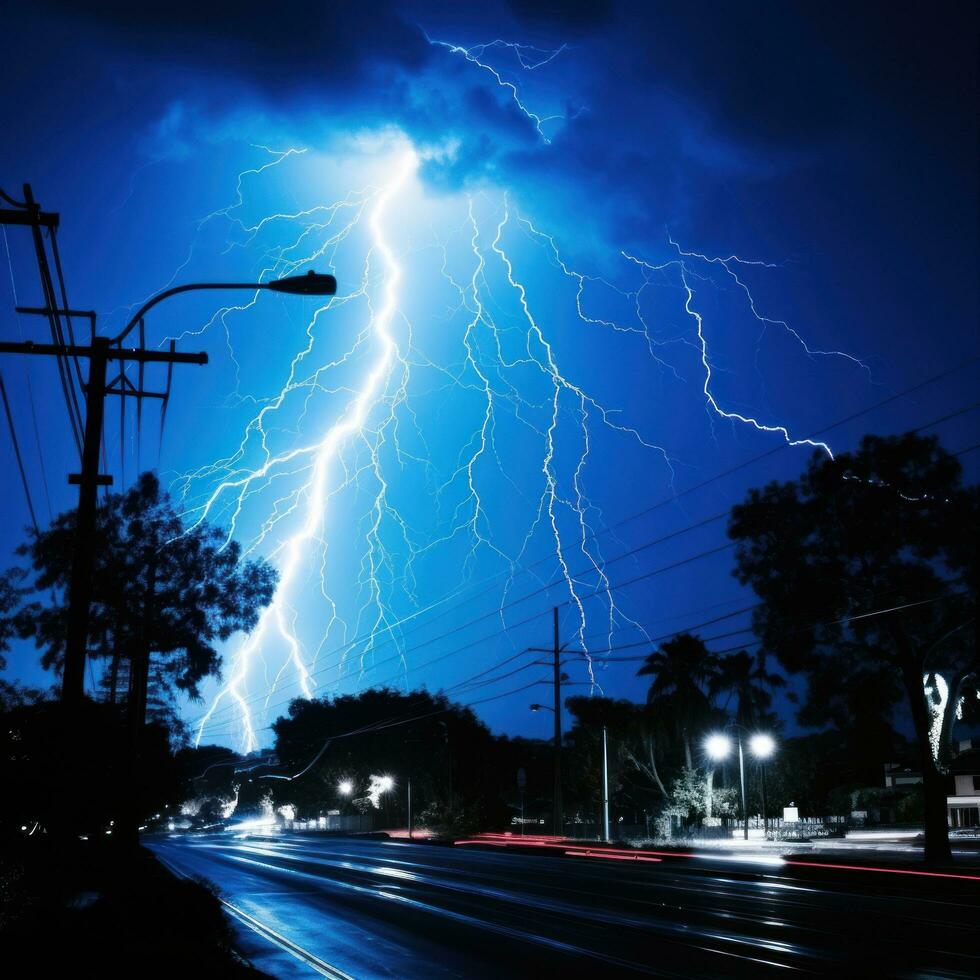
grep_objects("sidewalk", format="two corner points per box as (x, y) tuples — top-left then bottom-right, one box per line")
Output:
(635, 829), (980, 871)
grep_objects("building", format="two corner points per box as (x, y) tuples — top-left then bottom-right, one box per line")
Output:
(883, 762), (921, 789)
(948, 738), (980, 830)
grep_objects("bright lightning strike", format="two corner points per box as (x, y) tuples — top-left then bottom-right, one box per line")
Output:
(193, 149), (417, 751)
(171, 60), (867, 752)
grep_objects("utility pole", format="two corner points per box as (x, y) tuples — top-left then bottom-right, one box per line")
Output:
(0, 334), (207, 703)
(601, 725), (610, 843)
(0, 185), (335, 712)
(0, 186), (207, 704)
(552, 606), (562, 837)
(407, 776), (413, 840)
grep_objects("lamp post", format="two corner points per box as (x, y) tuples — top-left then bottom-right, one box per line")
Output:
(704, 727), (777, 840)
(703, 733), (731, 822)
(749, 733), (776, 836)
(61, 270), (338, 705)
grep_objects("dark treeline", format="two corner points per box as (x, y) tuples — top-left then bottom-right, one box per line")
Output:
(0, 431), (975, 861)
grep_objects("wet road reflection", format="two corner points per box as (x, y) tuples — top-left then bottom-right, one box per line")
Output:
(148, 833), (980, 978)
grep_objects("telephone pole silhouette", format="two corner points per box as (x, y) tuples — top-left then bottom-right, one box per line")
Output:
(529, 606), (565, 836)
(0, 183), (336, 709)
(0, 185), (207, 704)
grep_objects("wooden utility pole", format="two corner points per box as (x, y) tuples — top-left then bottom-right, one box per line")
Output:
(0, 335), (206, 701)
(0, 186), (207, 705)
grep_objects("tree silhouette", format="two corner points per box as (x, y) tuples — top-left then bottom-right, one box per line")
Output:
(728, 432), (978, 861)
(711, 650), (785, 728)
(14, 472), (277, 716)
(638, 633), (719, 768)
(267, 688), (504, 827)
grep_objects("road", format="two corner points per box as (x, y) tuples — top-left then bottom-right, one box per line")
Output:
(148, 832), (980, 978)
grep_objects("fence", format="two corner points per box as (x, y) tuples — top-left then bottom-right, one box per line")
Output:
(283, 814), (374, 833)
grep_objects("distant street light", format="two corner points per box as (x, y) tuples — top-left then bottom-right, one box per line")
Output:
(704, 734), (732, 762)
(338, 779), (354, 796)
(703, 733), (732, 821)
(529, 703), (554, 713)
(705, 727), (777, 839)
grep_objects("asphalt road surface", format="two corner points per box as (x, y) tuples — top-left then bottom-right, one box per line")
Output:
(147, 833), (980, 978)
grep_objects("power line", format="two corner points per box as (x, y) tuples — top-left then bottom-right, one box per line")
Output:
(190, 377), (980, 730)
(241, 589), (957, 779)
(3, 226), (52, 520)
(191, 397), (980, 733)
(0, 371), (38, 531)
(589, 594), (958, 663)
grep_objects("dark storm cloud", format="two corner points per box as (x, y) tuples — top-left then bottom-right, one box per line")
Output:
(40, 0), (433, 87)
(29, 2), (975, 156)
(12, 0), (977, 243)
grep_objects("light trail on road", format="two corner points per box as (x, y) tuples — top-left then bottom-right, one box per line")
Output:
(149, 832), (980, 978)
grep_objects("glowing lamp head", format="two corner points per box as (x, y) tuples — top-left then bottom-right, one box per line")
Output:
(378, 775), (395, 793)
(749, 733), (776, 759)
(704, 733), (732, 761)
(338, 779), (354, 796)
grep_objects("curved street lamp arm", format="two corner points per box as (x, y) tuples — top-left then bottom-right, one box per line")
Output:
(111, 282), (267, 345)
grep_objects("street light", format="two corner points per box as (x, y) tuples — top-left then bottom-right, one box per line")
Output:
(704, 734), (732, 762)
(703, 733), (732, 822)
(338, 779), (353, 796)
(111, 270), (338, 344)
(47, 267), (338, 708)
(529, 703), (554, 712)
(705, 727), (777, 839)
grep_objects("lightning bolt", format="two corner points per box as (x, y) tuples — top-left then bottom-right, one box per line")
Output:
(423, 33), (570, 143)
(173, 46), (869, 751)
(193, 149), (417, 751)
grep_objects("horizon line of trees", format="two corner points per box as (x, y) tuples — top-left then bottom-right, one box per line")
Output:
(0, 431), (976, 859)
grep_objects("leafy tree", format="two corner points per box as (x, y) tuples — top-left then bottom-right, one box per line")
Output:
(664, 767), (737, 826)
(565, 696), (670, 810)
(639, 633), (719, 768)
(267, 688), (505, 828)
(711, 649), (785, 729)
(14, 472), (277, 715)
(728, 432), (978, 861)
(0, 569), (24, 670)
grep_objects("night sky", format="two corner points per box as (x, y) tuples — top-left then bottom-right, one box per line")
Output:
(1, 1), (977, 751)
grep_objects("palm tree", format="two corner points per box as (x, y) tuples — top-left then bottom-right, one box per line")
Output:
(638, 633), (719, 769)
(711, 650), (785, 728)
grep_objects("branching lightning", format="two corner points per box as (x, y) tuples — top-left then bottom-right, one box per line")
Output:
(170, 46), (869, 752)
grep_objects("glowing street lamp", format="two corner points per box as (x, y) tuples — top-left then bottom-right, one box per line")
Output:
(338, 779), (354, 796)
(704, 734), (732, 762)
(705, 728), (777, 839)
(703, 733), (733, 821)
